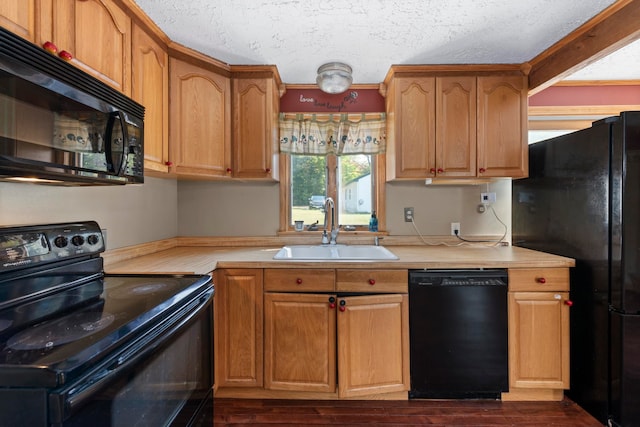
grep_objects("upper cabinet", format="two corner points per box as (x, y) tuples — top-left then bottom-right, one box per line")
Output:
(132, 24), (169, 174)
(0, 1), (36, 42)
(384, 66), (528, 180)
(231, 67), (282, 180)
(477, 75), (528, 178)
(39, 0), (131, 95)
(169, 57), (232, 178)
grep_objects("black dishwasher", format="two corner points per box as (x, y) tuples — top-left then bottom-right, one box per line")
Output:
(408, 269), (508, 399)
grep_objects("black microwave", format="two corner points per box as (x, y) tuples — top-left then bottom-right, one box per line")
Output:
(0, 27), (144, 185)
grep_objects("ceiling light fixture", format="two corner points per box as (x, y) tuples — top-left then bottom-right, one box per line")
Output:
(316, 62), (353, 94)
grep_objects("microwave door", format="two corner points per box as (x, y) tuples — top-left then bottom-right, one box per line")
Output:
(105, 112), (127, 175)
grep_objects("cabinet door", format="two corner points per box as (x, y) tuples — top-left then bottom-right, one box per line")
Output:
(435, 76), (476, 177)
(48, 0), (131, 94)
(264, 292), (336, 393)
(386, 77), (436, 179)
(508, 291), (570, 389)
(232, 77), (279, 179)
(337, 294), (409, 398)
(169, 57), (231, 177)
(214, 269), (263, 388)
(0, 1), (36, 42)
(132, 25), (169, 174)
(477, 75), (528, 178)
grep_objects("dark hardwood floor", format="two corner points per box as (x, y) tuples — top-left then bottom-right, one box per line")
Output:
(213, 397), (603, 426)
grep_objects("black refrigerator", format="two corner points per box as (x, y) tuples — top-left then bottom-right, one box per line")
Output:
(513, 111), (640, 427)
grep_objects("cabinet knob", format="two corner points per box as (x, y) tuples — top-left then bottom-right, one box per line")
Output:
(58, 50), (73, 61)
(437, 168), (444, 174)
(328, 296), (336, 309)
(536, 277), (547, 284)
(339, 300), (346, 311)
(165, 161), (173, 166)
(226, 168), (232, 173)
(296, 278), (302, 285)
(42, 41), (58, 54)
(369, 279), (376, 285)
(479, 167), (487, 173)
(266, 168), (271, 173)
(429, 168), (436, 174)
(565, 300), (574, 306)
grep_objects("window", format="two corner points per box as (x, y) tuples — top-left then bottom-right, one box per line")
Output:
(279, 113), (385, 233)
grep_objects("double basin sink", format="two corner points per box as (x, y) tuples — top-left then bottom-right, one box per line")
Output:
(273, 244), (398, 261)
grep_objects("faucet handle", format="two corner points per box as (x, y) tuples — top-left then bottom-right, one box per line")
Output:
(374, 236), (383, 246)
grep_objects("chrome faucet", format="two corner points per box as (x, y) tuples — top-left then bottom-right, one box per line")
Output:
(322, 197), (339, 245)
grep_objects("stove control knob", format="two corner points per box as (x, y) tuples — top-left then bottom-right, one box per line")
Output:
(71, 235), (85, 246)
(87, 234), (100, 245)
(54, 236), (68, 248)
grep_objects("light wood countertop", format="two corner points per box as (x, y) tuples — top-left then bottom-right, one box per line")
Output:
(104, 244), (574, 275)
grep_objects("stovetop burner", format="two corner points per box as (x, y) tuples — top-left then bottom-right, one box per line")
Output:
(8, 310), (115, 351)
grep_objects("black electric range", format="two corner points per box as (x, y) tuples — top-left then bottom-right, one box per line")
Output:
(0, 221), (214, 426)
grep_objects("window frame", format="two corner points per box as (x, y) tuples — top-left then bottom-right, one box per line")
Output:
(278, 150), (386, 234)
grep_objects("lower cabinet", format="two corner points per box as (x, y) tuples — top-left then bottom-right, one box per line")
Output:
(213, 268), (263, 388)
(505, 268), (570, 401)
(264, 292), (409, 398)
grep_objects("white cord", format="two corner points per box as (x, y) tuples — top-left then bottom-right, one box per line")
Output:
(410, 217), (465, 247)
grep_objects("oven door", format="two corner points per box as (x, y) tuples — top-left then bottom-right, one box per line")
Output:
(49, 287), (213, 427)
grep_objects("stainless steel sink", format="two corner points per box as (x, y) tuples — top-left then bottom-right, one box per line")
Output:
(273, 244), (398, 260)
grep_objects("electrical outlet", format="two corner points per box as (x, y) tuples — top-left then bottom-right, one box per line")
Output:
(404, 207), (414, 222)
(481, 192), (497, 204)
(450, 222), (460, 236)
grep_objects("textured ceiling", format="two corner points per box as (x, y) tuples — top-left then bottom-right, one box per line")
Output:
(133, 0), (640, 84)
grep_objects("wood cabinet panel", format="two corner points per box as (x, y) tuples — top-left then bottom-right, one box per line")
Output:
(436, 76), (476, 177)
(0, 0), (36, 42)
(232, 76), (279, 179)
(132, 24), (169, 173)
(264, 268), (335, 292)
(387, 77), (436, 179)
(336, 269), (407, 293)
(337, 294), (410, 397)
(214, 268), (263, 388)
(48, 0), (131, 94)
(477, 75), (528, 178)
(169, 57), (231, 177)
(264, 292), (337, 393)
(509, 268), (570, 292)
(508, 291), (570, 390)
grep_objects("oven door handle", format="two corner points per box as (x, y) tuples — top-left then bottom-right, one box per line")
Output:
(59, 288), (213, 418)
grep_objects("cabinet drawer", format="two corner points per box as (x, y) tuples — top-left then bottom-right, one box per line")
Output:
(336, 269), (408, 293)
(264, 269), (335, 292)
(508, 268), (569, 292)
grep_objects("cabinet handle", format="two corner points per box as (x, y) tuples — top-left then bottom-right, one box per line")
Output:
(296, 278), (302, 285)
(536, 277), (547, 284)
(437, 168), (444, 174)
(564, 300), (574, 306)
(339, 299), (346, 312)
(328, 296), (336, 309)
(479, 167), (486, 173)
(369, 279), (375, 285)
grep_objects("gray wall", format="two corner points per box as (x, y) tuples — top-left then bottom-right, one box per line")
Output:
(0, 177), (178, 249)
(0, 176), (511, 249)
(178, 179), (512, 240)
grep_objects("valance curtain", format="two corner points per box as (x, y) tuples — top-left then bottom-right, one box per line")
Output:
(279, 113), (386, 155)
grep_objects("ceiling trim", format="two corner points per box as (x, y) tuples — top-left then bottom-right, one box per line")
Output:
(527, 0), (640, 94)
